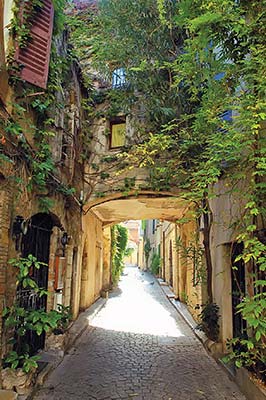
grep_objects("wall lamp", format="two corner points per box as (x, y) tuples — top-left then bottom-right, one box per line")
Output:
(12, 216), (29, 251)
(61, 232), (70, 256)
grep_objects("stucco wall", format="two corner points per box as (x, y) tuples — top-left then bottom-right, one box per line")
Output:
(209, 179), (248, 348)
(79, 212), (104, 310)
(102, 227), (111, 290)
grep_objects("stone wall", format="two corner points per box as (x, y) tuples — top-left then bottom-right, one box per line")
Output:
(0, 4), (95, 368)
(209, 179), (249, 349)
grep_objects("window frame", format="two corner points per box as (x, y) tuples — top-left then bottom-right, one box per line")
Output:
(109, 117), (126, 149)
(111, 67), (126, 89)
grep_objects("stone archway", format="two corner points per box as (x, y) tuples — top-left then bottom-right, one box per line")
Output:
(77, 191), (194, 311)
(84, 190), (191, 226)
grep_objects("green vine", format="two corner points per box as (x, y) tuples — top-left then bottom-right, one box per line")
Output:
(111, 224), (129, 285)
(2, 255), (64, 373)
(1, 1), (81, 211)
(84, 0), (266, 382)
(10, 0), (44, 49)
(150, 252), (161, 276)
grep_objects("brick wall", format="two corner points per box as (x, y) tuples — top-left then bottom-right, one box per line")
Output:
(0, 177), (12, 359)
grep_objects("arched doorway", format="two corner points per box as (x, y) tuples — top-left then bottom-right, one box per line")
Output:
(18, 213), (55, 354)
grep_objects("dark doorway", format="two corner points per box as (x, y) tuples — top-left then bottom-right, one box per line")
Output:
(18, 213), (54, 354)
(231, 242), (247, 338)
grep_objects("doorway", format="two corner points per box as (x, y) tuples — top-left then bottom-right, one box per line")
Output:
(18, 213), (54, 354)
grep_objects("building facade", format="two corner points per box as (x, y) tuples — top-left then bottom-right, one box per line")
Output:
(0, 1), (263, 389)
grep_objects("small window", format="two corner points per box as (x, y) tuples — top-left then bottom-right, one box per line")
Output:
(112, 68), (126, 88)
(220, 110), (232, 122)
(110, 119), (126, 148)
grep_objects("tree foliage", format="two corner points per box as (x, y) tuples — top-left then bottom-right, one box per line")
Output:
(76, 0), (266, 380)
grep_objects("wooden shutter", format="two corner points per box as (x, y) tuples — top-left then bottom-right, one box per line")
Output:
(15, 0), (54, 89)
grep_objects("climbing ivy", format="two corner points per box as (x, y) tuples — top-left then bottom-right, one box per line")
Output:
(150, 252), (161, 276)
(10, 0), (44, 48)
(77, 0), (266, 381)
(111, 224), (129, 285)
(1, 0), (80, 211)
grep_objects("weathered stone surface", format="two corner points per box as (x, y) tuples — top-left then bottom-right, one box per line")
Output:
(2, 368), (36, 395)
(32, 267), (247, 400)
(0, 390), (18, 400)
(45, 332), (68, 351)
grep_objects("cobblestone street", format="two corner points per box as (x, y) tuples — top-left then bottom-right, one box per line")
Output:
(33, 266), (246, 400)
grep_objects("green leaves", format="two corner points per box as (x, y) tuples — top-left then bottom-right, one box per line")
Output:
(22, 355), (39, 373)
(111, 224), (129, 284)
(4, 350), (40, 373)
(197, 303), (220, 342)
(89, 2), (266, 382)
(2, 255), (70, 371)
(9, 255), (47, 290)
(150, 252), (161, 275)
(4, 351), (20, 370)
(226, 291), (266, 375)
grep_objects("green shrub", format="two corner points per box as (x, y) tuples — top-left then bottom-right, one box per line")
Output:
(151, 252), (161, 276)
(111, 224), (129, 284)
(197, 303), (220, 341)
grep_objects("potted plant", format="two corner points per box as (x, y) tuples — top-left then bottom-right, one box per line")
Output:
(1, 255), (62, 395)
(45, 304), (72, 352)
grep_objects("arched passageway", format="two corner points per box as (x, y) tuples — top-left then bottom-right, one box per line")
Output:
(75, 192), (191, 313)
(84, 191), (190, 226)
(73, 189), (238, 371)
(77, 191), (200, 324)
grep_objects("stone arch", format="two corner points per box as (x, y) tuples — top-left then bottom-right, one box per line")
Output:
(77, 190), (194, 313)
(84, 190), (190, 227)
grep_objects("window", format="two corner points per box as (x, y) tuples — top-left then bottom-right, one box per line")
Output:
(112, 68), (126, 88)
(15, 0), (54, 89)
(220, 110), (233, 122)
(110, 118), (126, 148)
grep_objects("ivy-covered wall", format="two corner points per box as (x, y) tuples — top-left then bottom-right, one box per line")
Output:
(0, 0), (98, 362)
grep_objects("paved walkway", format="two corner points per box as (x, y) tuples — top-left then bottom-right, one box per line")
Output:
(33, 266), (246, 400)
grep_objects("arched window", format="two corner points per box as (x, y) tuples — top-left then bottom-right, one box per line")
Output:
(112, 68), (126, 88)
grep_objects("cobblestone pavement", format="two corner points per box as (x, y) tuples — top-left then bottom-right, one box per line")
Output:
(33, 266), (247, 400)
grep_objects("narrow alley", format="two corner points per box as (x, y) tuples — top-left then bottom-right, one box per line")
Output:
(33, 266), (246, 400)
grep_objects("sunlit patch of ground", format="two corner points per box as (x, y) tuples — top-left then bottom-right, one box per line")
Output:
(91, 266), (184, 337)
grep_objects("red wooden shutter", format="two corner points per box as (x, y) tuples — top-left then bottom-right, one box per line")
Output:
(15, 0), (54, 89)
